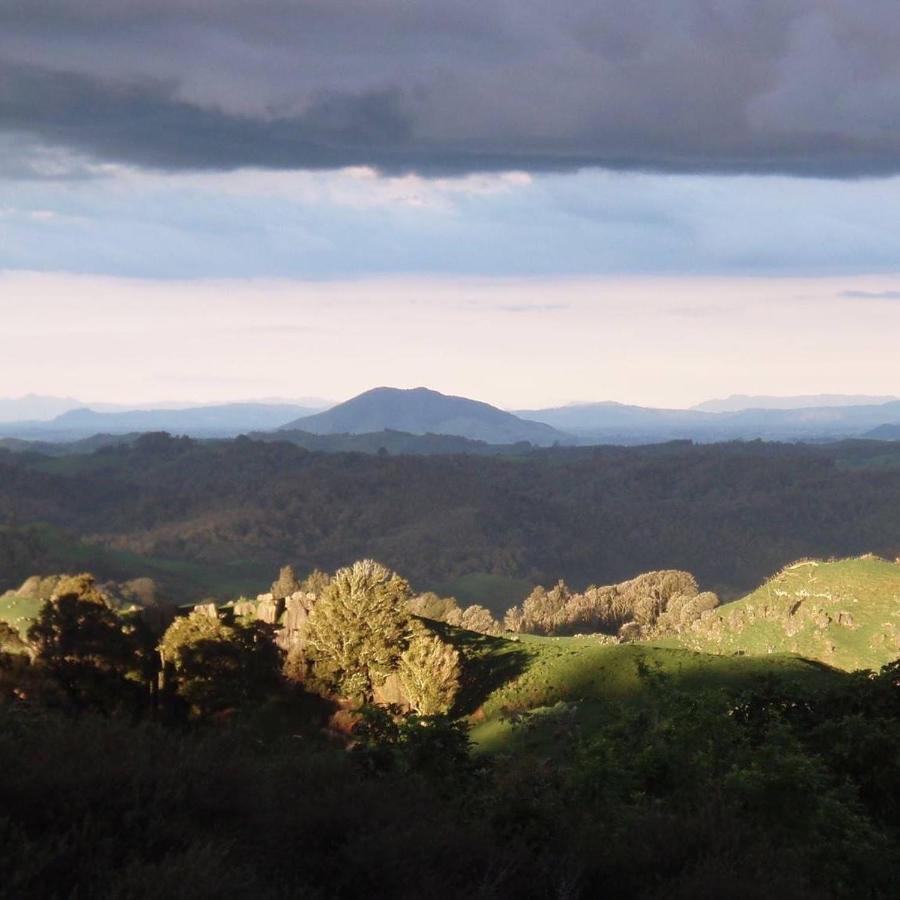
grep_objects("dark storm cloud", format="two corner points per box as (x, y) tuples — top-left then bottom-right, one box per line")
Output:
(0, 62), (417, 171)
(2, 0), (900, 176)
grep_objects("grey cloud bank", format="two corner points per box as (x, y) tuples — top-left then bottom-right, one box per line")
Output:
(3, 1), (900, 177)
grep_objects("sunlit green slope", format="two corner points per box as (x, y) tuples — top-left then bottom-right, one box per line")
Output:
(678, 557), (900, 671)
(0, 592), (46, 639)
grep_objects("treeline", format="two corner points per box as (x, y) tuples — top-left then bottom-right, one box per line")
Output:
(410, 570), (719, 639)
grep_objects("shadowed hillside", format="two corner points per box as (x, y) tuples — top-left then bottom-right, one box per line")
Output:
(460, 635), (841, 751)
(3, 437), (900, 603)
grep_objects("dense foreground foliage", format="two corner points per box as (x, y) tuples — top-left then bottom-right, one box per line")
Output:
(3, 436), (900, 603)
(1, 557), (898, 897)
(1, 662), (897, 899)
(2, 555), (898, 897)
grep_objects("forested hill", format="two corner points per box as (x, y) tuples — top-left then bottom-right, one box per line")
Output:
(2, 435), (900, 603)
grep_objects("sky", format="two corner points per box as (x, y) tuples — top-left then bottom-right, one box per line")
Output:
(2, 1), (900, 409)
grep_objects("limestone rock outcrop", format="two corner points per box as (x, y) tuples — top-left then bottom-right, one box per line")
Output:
(230, 589), (319, 651)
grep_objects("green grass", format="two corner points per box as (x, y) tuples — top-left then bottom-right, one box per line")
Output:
(678, 556), (900, 672)
(445, 628), (840, 752)
(0, 524), (272, 630)
(433, 572), (532, 613)
(0, 592), (47, 638)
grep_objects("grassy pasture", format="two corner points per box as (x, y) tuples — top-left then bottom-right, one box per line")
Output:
(449, 630), (840, 752)
(0, 591), (46, 638)
(678, 556), (900, 671)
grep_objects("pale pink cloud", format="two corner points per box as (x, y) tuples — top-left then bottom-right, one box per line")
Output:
(1, 271), (899, 408)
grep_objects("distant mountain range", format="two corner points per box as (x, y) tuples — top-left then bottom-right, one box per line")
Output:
(516, 399), (900, 443)
(692, 394), (898, 413)
(864, 424), (900, 440)
(0, 403), (320, 441)
(281, 387), (567, 446)
(0, 394), (84, 423)
(2, 389), (900, 448)
(0, 395), (330, 424)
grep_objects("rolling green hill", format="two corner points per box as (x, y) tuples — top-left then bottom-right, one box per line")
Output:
(678, 556), (900, 671)
(451, 630), (841, 752)
(449, 557), (900, 752)
(0, 523), (272, 606)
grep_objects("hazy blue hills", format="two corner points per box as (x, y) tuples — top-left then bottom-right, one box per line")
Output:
(692, 393), (898, 413)
(3, 389), (900, 447)
(282, 387), (568, 446)
(865, 423), (900, 440)
(514, 401), (707, 438)
(0, 403), (318, 441)
(0, 433), (140, 456)
(519, 399), (900, 443)
(0, 394), (84, 423)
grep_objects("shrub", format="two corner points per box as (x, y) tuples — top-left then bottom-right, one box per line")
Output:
(397, 629), (461, 715)
(159, 609), (281, 716)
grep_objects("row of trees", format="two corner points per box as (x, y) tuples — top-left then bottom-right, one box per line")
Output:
(407, 591), (501, 635)
(1, 558), (727, 726)
(406, 570), (719, 639)
(505, 570), (720, 638)
(1, 562), (464, 721)
(3, 559), (719, 724)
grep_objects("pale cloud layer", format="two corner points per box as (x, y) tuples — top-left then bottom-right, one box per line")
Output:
(4, 165), (900, 279)
(2, 271), (899, 409)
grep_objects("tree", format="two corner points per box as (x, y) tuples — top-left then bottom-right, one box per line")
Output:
(271, 565), (300, 601)
(0, 621), (33, 703)
(408, 591), (461, 622)
(27, 574), (148, 712)
(397, 630), (461, 715)
(512, 581), (572, 635)
(300, 560), (411, 700)
(299, 569), (331, 597)
(504, 605), (524, 633)
(159, 609), (281, 717)
(458, 604), (501, 636)
(52, 573), (107, 605)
